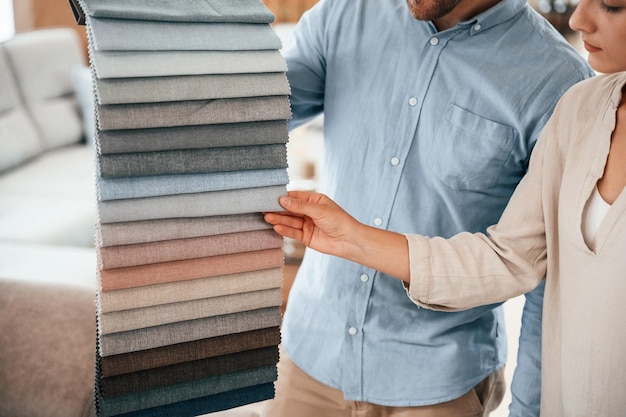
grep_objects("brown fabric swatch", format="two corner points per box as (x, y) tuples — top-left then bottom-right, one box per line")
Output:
(99, 327), (280, 378)
(100, 346), (279, 398)
(99, 288), (282, 334)
(98, 306), (282, 356)
(99, 267), (283, 313)
(96, 213), (272, 247)
(99, 248), (284, 291)
(98, 229), (283, 269)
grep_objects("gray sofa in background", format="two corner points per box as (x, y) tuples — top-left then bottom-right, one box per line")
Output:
(0, 27), (96, 249)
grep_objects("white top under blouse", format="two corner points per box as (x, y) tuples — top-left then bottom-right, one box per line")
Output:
(582, 185), (612, 247)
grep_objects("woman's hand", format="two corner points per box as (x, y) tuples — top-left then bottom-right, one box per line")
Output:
(264, 191), (411, 282)
(263, 191), (360, 259)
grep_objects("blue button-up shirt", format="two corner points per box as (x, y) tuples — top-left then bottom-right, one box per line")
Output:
(281, 0), (593, 409)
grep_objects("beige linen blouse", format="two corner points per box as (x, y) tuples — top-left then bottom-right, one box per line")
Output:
(406, 72), (626, 417)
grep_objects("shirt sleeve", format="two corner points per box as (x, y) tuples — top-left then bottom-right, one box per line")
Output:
(404, 118), (553, 311)
(507, 281), (544, 417)
(282, 0), (329, 130)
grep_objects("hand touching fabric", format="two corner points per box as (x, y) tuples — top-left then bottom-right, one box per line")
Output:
(264, 191), (410, 282)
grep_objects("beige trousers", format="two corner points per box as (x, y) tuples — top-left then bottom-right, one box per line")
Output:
(261, 349), (505, 417)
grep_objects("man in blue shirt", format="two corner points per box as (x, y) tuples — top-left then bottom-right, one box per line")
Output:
(262, 0), (593, 416)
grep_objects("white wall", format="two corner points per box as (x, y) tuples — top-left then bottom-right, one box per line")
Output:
(0, 0), (15, 42)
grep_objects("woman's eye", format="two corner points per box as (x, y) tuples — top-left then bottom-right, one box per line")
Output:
(601, 3), (623, 12)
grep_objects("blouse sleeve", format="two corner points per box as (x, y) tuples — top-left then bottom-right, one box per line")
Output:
(405, 117), (555, 311)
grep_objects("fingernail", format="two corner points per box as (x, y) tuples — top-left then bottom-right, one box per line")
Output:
(280, 196), (291, 206)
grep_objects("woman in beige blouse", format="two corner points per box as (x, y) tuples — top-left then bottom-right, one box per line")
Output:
(265, 0), (626, 415)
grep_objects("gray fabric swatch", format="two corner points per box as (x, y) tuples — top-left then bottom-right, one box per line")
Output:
(96, 213), (271, 247)
(97, 144), (287, 178)
(97, 120), (288, 154)
(95, 73), (290, 105)
(88, 17), (282, 51)
(78, 0), (275, 23)
(92, 50), (287, 79)
(97, 185), (286, 223)
(97, 168), (288, 201)
(98, 306), (283, 356)
(99, 288), (283, 334)
(96, 96), (291, 130)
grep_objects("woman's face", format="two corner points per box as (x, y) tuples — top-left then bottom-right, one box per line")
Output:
(570, 0), (626, 73)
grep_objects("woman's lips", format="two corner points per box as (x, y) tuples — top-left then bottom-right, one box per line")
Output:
(582, 40), (602, 53)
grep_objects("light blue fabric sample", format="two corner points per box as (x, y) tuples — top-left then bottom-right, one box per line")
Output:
(97, 168), (289, 201)
(78, 0), (275, 24)
(88, 17), (282, 51)
(97, 185), (286, 223)
(91, 50), (287, 79)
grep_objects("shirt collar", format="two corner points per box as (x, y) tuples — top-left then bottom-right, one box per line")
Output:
(452, 0), (528, 35)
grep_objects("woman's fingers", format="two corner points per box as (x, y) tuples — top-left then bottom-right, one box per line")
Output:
(263, 212), (306, 241)
(264, 212), (304, 230)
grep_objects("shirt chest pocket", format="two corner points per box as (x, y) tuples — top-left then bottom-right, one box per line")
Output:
(428, 103), (517, 191)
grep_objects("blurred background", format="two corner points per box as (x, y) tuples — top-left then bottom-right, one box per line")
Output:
(0, 1), (585, 417)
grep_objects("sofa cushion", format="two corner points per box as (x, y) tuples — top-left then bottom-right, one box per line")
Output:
(71, 64), (96, 147)
(0, 45), (42, 173)
(3, 28), (85, 150)
(0, 145), (97, 247)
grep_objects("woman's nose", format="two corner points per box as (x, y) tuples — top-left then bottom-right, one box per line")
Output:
(569, 0), (592, 34)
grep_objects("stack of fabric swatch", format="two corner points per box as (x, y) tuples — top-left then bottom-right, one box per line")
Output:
(69, 0), (291, 415)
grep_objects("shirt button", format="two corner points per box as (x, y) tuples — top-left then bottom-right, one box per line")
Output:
(430, 37), (439, 46)
(348, 327), (358, 336)
(408, 97), (418, 106)
(374, 217), (383, 226)
(360, 273), (369, 283)
(390, 157), (400, 166)
(473, 24), (481, 31)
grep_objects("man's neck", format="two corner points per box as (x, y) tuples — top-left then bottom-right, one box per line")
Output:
(433, 0), (502, 31)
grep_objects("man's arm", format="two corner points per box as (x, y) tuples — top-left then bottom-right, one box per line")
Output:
(508, 281), (544, 417)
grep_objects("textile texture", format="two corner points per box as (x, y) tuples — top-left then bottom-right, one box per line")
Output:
(79, 0), (290, 414)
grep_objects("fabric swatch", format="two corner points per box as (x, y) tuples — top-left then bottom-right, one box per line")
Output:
(96, 120), (288, 155)
(99, 307), (282, 356)
(97, 185), (286, 223)
(97, 229), (282, 269)
(98, 229), (283, 269)
(99, 288), (283, 334)
(100, 346), (279, 398)
(99, 366), (277, 416)
(99, 248), (284, 291)
(92, 50), (287, 79)
(97, 144), (287, 178)
(97, 168), (289, 201)
(107, 383), (275, 417)
(95, 73), (290, 104)
(99, 267), (283, 313)
(78, 0), (275, 23)
(96, 96), (291, 130)
(96, 213), (272, 247)
(88, 18), (282, 52)
(99, 327), (281, 377)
